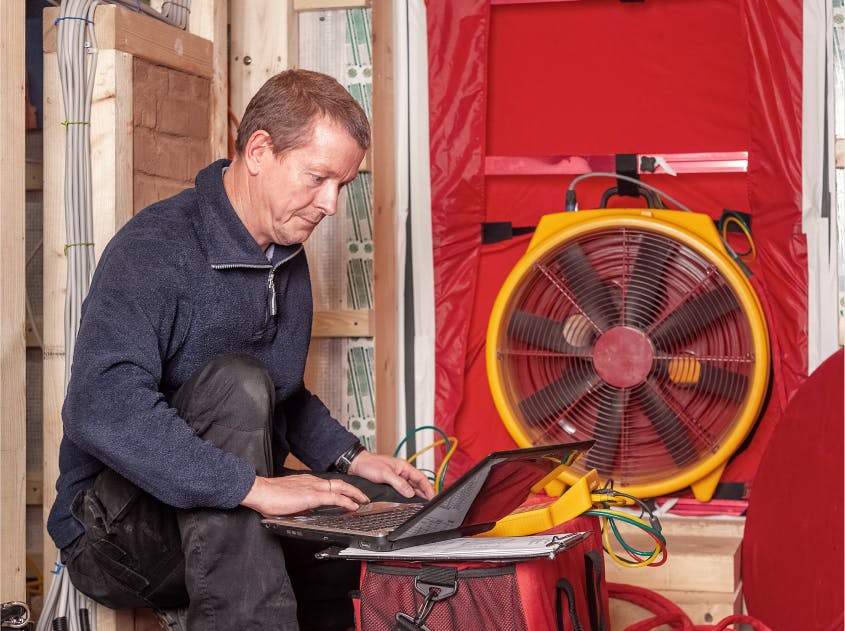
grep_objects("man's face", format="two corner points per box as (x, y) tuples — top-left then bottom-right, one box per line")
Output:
(256, 117), (365, 246)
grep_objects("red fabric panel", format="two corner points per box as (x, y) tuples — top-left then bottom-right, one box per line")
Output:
(428, 0), (807, 489)
(742, 349), (843, 630)
(486, 1), (749, 155)
(725, 0), (808, 483)
(427, 0), (490, 475)
(517, 515), (608, 631)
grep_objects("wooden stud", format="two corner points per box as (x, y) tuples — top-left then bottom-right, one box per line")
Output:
(229, 0), (297, 122)
(371, 1), (397, 454)
(188, 0), (228, 159)
(26, 160), (43, 190)
(0, 0), (27, 602)
(312, 309), (373, 338)
(294, 0), (369, 10)
(41, 46), (66, 589)
(91, 49), (135, 260)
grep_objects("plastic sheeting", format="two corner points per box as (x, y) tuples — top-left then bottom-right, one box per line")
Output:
(742, 349), (843, 629)
(426, 0), (808, 488)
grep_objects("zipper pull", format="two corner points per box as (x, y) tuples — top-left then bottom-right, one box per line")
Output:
(268, 271), (277, 316)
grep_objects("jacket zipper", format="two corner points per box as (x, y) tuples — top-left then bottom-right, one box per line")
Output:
(211, 246), (303, 317)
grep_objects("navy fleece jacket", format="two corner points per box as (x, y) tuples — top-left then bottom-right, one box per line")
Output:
(47, 159), (359, 549)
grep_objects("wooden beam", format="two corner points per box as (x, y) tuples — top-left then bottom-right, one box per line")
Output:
(229, 0), (297, 122)
(91, 50), (134, 261)
(44, 4), (213, 78)
(371, 1), (396, 455)
(41, 48), (65, 586)
(26, 475), (42, 506)
(294, 0), (369, 10)
(0, 0), (27, 602)
(25, 315), (43, 348)
(312, 309), (373, 338)
(26, 161), (43, 191)
(188, 0), (228, 159)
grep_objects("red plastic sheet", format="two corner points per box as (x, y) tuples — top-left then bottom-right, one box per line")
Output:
(742, 349), (843, 630)
(426, 0), (807, 489)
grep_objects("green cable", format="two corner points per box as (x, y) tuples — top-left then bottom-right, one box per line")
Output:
(394, 425), (454, 492)
(393, 425), (451, 458)
(607, 515), (657, 557)
(584, 509), (667, 545)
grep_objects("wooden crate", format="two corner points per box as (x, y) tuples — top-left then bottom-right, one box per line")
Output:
(605, 515), (745, 628)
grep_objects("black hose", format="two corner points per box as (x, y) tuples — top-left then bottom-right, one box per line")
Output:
(78, 608), (92, 631)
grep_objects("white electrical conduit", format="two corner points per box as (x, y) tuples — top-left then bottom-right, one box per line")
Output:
(38, 0), (191, 628)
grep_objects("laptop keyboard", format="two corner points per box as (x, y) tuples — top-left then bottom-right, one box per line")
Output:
(306, 503), (424, 532)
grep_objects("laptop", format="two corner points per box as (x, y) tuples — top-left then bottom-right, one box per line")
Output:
(261, 441), (593, 551)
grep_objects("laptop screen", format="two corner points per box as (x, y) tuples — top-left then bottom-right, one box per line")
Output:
(392, 442), (590, 540)
(460, 457), (557, 526)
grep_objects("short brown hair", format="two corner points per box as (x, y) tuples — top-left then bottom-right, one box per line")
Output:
(235, 69), (371, 156)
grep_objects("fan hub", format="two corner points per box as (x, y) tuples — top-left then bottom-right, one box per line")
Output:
(593, 326), (654, 388)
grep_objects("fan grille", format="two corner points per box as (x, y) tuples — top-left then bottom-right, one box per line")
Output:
(495, 225), (757, 488)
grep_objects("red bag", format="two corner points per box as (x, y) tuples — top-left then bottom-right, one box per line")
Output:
(354, 516), (608, 631)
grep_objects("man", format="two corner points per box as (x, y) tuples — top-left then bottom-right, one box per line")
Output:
(47, 69), (433, 630)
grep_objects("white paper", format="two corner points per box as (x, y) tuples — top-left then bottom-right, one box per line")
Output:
(331, 532), (591, 563)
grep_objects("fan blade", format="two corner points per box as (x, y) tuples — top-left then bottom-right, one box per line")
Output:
(659, 358), (749, 402)
(649, 284), (739, 351)
(518, 361), (598, 427)
(556, 244), (620, 331)
(625, 242), (677, 329)
(508, 310), (592, 354)
(634, 383), (697, 467)
(584, 387), (628, 476)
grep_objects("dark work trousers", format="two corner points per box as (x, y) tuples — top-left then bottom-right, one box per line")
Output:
(63, 353), (410, 630)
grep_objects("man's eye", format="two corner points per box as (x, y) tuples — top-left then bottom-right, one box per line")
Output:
(311, 174), (326, 184)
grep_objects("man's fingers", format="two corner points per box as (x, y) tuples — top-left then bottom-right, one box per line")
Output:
(383, 472), (416, 498)
(326, 477), (370, 505)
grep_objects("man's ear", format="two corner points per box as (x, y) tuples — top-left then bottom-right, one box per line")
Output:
(242, 129), (274, 176)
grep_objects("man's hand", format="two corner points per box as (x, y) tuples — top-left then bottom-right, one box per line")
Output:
(240, 474), (369, 517)
(348, 451), (435, 501)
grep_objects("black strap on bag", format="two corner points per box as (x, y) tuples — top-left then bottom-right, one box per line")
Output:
(584, 551), (608, 631)
(394, 566), (459, 631)
(555, 578), (584, 631)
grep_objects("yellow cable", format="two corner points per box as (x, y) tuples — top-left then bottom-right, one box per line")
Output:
(597, 512), (663, 568)
(406, 439), (447, 464)
(721, 215), (757, 262)
(433, 437), (458, 493)
(406, 437), (459, 493)
(601, 517), (661, 568)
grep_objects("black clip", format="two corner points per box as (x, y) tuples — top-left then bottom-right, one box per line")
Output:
(394, 566), (458, 631)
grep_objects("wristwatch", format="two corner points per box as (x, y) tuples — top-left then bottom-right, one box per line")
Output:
(334, 441), (366, 474)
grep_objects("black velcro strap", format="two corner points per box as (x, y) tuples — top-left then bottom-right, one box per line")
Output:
(584, 551), (609, 631)
(615, 154), (640, 197)
(481, 222), (536, 244)
(555, 578), (584, 631)
(416, 565), (458, 592)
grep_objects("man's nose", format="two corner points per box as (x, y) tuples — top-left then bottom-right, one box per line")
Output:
(315, 186), (339, 216)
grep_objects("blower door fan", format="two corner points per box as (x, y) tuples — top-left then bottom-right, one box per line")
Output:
(486, 210), (770, 501)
